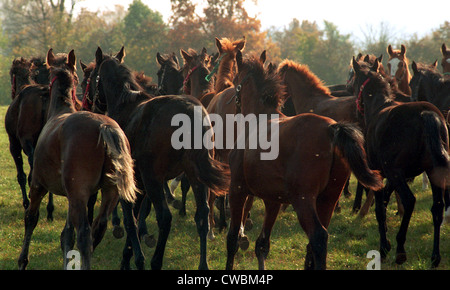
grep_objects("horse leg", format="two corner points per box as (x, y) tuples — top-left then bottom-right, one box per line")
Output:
(292, 195), (328, 270)
(142, 174), (172, 270)
(119, 198), (145, 270)
(8, 137), (28, 209)
(387, 175), (416, 265)
(111, 203), (125, 238)
(226, 183), (248, 270)
(352, 182), (364, 214)
(87, 193), (97, 225)
(444, 188), (450, 224)
(374, 182), (394, 260)
(188, 180), (210, 270)
(138, 195), (156, 248)
(18, 183), (47, 270)
(255, 201), (280, 270)
(67, 196), (92, 270)
(178, 175), (190, 215)
(92, 187), (120, 250)
(60, 216), (76, 269)
(429, 180), (445, 268)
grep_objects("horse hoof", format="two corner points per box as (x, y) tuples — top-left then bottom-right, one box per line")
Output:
(238, 235), (250, 251)
(395, 253), (407, 265)
(143, 234), (156, 248)
(245, 219), (253, 231)
(171, 199), (183, 210)
(47, 215), (54, 222)
(208, 231), (215, 241)
(112, 225), (124, 239)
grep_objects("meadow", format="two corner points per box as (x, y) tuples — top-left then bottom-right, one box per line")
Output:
(0, 105), (448, 270)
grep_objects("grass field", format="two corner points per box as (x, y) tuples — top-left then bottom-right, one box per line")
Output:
(0, 105), (448, 270)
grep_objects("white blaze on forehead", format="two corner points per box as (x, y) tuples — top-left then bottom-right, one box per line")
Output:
(388, 58), (401, 76)
(446, 58), (450, 64)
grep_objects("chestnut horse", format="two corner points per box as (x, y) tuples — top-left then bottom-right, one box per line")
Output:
(387, 44), (411, 95)
(352, 56), (449, 268)
(18, 49), (138, 270)
(225, 51), (383, 270)
(88, 47), (229, 270)
(4, 57), (55, 219)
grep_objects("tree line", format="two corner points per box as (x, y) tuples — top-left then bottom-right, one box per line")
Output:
(0, 0), (449, 105)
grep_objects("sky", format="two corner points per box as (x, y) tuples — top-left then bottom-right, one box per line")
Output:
(75, 0), (449, 42)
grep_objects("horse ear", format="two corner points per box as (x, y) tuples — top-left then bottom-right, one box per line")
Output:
(363, 55), (370, 63)
(411, 61), (418, 74)
(234, 37), (246, 52)
(180, 49), (192, 64)
(116, 46), (126, 63)
(46, 48), (55, 67)
(352, 56), (361, 73)
(236, 50), (243, 72)
(356, 52), (363, 60)
(80, 60), (87, 72)
(201, 47), (207, 56)
(371, 59), (380, 72)
(378, 54), (383, 62)
(260, 50), (266, 65)
(172, 53), (180, 66)
(441, 43), (448, 55)
(68, 50), (76, 71)
(387, 45), (394, 56)
(95, 47), (104, 66)
(156, 52), (164, 66)
(400, 44), (406, 56)
(215, 37), (223, 54)
(431, 60), (438, 68)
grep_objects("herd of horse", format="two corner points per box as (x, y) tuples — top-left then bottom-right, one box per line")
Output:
(5, 37), (450, 270)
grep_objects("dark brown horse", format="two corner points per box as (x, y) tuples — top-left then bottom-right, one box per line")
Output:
(89, 47), (229, 270)
(155, 51), (184, 95)
(387, 44), (412, 95)
(225, 51), (383, 270)
(410, 61), (450, 119)
(4, 57), (55, 219)
(18, 49), (138, 270)
(180, 47), (214, 102)
(441, 43), (450, 78)
(352, 56), (449, 268)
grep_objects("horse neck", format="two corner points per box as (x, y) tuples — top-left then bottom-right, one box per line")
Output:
(398, 69), (412, 95)
(283, 70), (331, 111)
(360, 80), (394, 126)
(241, 81), (283, 117)
(191, 71), (213, 99)
(47, 78), (76, 120)
(215, 56), (235, 93)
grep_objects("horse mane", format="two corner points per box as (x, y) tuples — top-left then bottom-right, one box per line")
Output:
(49, 67), (76, 106)
(10, 57), (32, 76)
(242, 55), (286, 109)
(101, 56), (149, 106)
(366, 69), (395, 102)
(278, 59), (331, 96)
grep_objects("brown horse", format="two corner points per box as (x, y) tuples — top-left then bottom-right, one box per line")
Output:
(155, 51), (184, 95)
(387, 44), (412, 95)
(352, 56), (449, 268)
(17, 49), (137, 270)
(4, 57), (55, 219)
(88, 46), (229, 270)
(180, 47), (214, 102)
(225, 51), (383, 270)
(441, 43), (450, 79)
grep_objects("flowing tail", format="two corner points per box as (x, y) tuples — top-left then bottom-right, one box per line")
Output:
(98, 124), (138, 203)
(421, 111), (450, 223)
(329, 123), (384, 191)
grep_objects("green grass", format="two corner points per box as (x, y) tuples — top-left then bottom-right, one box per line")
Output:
(0, 105), (448, 270)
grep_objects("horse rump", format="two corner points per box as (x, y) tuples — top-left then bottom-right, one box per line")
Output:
(328, 122), (384, 191)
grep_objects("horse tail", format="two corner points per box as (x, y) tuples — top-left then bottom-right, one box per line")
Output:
(99, 124), (138, 203)
(185, 147), (230, 197)
(421, 111), (450, 189)
(329, 123), (383, 191)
